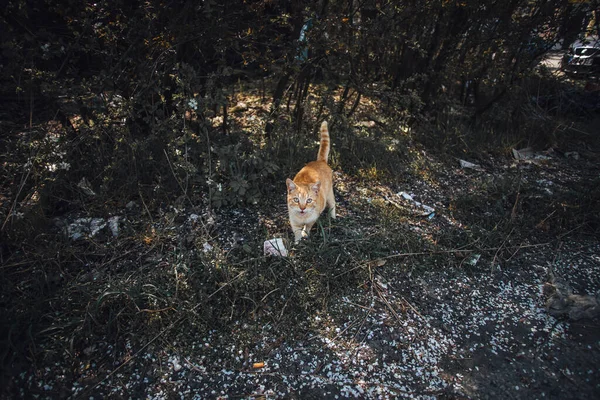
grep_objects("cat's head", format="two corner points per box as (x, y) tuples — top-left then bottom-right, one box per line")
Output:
(286, 178), (320, 216)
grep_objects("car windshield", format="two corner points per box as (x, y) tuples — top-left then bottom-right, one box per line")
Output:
(574, 47), (600, 56)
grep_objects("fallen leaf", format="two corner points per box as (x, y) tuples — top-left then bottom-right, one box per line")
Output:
(373, 259), (387, 267)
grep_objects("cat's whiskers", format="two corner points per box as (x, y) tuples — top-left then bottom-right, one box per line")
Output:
(286, 121), (336, 244)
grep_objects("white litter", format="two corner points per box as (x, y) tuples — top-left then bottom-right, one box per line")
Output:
(459, 159), (481, 170)
(264, 238), (288, 257)
(107, 216), (120, 237)
(512, 147), (552, 161)
(467, 254), (481, 266)
(397, 192), (435, 216)
(66, 218), (107, 240)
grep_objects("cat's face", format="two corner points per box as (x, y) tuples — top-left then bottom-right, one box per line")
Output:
(286, 179), (320, 217)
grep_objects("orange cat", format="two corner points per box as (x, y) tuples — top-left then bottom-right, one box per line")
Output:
(286, 121), (336, 243)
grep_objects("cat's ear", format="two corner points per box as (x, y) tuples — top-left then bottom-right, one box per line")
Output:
(310, 181), (321, 194)
(286, 178), (296, 192)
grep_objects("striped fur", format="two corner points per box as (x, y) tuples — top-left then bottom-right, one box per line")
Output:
(317, 121), (330, 162)
(286, 121), (336, 243)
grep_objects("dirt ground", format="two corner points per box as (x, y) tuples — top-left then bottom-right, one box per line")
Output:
(2, 127), (599, 399)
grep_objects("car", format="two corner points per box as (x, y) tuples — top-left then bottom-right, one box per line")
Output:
(561, 45), (600, 77)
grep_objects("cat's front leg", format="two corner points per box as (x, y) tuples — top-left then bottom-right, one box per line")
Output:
(303, 221), (315, 238)
(291, 222), (305, 243)
(328, 204), (336, 219)
(301, 226), (309, 239)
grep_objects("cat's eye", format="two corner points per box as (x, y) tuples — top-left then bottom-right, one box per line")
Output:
(306, 199), (313, 203)
(293, 197), (299, 203)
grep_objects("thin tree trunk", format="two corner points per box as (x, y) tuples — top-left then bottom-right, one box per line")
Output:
(347, 91), (361, 118)
(265, 71), (291, 138)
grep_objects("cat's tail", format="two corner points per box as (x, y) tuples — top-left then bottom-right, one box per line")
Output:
(317, 121), (330, 163)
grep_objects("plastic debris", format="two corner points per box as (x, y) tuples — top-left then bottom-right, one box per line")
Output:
(399, 192), (413, 201)
(169, 356), (183, 372)
(397, 192), (435, 216)
(203, 242), (214, 253)
(459, 159), (480, 170)
(512, 147), (551, 161)
(467, 254), (481, 266)
(107, 216), (120, 237)
(66, 217), (107, 240)
(512, 148), (534, 160)
(61, 216), (121, 240)
(264, 238), (288, 257)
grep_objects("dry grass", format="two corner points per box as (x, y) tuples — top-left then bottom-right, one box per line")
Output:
(1, 74), (600, 398)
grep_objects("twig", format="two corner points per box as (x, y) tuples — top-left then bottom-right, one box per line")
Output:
(332, 315), (365, 342)
(1, 161), (33, 231)
(232, 255), (269, 265)
(551, 241), (563, 269)
(351, 265), (378, 353)
(138, 190), (154, 225)
(351, 305), (373, 344)
(511, 178), (521, 222)
(204, 126), (213, 206)
(138, 307), (177, 314)
(506, 246), (522, 263)
(29, 67), (33, 128)
(564, 123), (592, 136)
(401, 296), (426, 321)
(335, 242), (552, 279)
(375, 285), (402, 322)
(536, 210), (557, 229)
(377, 243), (550, 262)
(557, 223), (586, 240)
(491, 227), (514, 272)
(342, 299), (373, 311)
(163, 149), (194, 207)
(277, 299), (289, 322)
(260, 288), (280, 303)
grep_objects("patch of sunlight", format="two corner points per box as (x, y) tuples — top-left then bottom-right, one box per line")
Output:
(209, 115), (224, 128)
(407, 149), (438, 186)
(68, 114), (86, 129)
(399, 123), (411, 134)
(357, 165), (386, 181)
